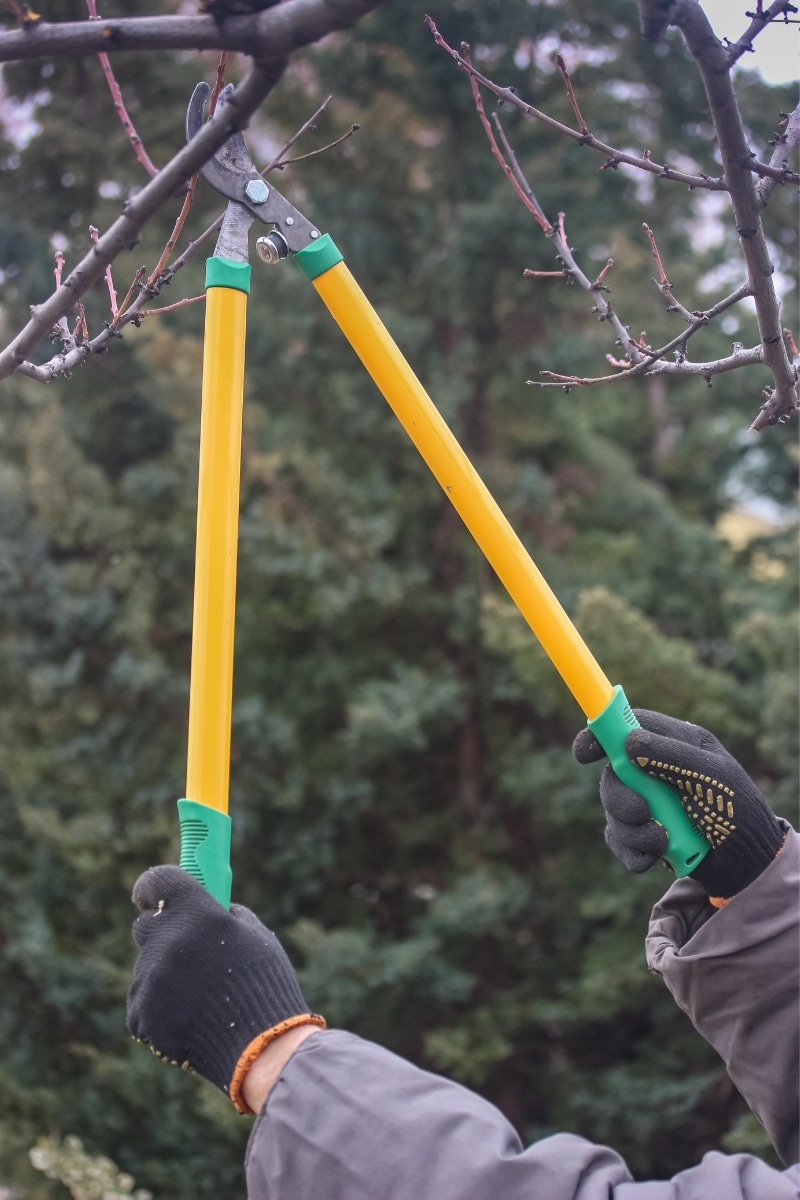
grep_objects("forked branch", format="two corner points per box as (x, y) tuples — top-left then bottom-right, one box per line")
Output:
(427, 4), (799, 429)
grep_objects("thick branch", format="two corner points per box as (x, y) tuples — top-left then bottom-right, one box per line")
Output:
(674, 0), (798, 425)
(0, 0), (386, 64)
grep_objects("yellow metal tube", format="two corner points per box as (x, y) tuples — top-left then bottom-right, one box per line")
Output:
(312, 261), (614, 720)
(185, 284), (247, 812)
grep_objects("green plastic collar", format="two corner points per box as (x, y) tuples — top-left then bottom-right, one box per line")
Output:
(205, 257), (251, 294)
(293, 234), (343, 281)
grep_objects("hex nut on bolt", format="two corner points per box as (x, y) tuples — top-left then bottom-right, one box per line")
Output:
(244, 179), (270, 204)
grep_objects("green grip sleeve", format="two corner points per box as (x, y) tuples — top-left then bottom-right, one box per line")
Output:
(293, 234), (343, 281)
(177, 799), (232, 909)
(587, 685), (709, 877)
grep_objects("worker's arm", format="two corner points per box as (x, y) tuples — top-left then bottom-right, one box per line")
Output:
(243, 1028), (799, 1200)
(646, 823), (799, 1168)
(127, 859), (799, 1199)
(574, 710), (798, 1166)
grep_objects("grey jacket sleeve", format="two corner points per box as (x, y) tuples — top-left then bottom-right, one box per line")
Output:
(245, 825), (800, 1200)
(646, 820), (799, 1168)
(245, 1031), (799, 1199)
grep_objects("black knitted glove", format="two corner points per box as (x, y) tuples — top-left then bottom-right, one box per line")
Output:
(127, 866), (324, 1111)
(573, 709), (784, 901)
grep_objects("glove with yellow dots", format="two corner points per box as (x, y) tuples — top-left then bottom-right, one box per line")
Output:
(127, 866), (325, 1112)
(573, 709), (784, 903)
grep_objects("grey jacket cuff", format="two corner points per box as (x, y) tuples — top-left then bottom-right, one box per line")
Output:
(645, 820), (799, 1167)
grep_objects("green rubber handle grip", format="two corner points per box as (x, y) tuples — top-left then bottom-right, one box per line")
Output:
(587, 685), (709, 877)
(177, 799), (232, 909)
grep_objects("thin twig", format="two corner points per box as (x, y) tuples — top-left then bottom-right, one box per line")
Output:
(554, 54), (588, 135)
(643, 222), (668, 285)
(89, 225), (118, 316)
(76, 301), (88, 342)
(116, 266), (147, 317)
(164, 215), (224, 281)
(146, 181), (198, 290)
(85, 0), (158, 178)
(425, 16), (727, 192)
(278, 123), (360, 166)
(593, 259), (614, 288)
(462, 44), (550, 230)
(260, 94), (334, 173)
(489, 111), (552, 231)
(212, 49), (228, 108)
(642, 222), (694, 323)
(486, 103), (641, 361)
(140, 295), (205, 317)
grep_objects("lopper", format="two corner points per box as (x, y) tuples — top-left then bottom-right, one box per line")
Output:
(179, 82), (709, 908)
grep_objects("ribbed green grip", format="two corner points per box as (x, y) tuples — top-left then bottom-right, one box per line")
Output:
(587, 685), (710, 877)
(177, 799), (232, 908)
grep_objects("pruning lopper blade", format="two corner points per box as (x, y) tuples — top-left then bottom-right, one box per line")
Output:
(186, 82), (322, 255)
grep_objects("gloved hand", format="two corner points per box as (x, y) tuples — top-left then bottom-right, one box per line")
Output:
(127, 866), (325, 1112)
(573, 709), (785, 902)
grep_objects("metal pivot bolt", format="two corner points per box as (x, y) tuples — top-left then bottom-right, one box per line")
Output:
(244, 178), (270, 204)
(256, 232), (289, 265)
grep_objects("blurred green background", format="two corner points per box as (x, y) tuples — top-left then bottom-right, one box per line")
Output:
(0, 1), (796, 1194)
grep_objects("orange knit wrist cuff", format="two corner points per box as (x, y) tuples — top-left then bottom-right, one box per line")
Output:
(708, 830), (788, 910)
(228, 1014), (327, 1114)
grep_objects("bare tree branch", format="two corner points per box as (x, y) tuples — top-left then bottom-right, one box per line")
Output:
(0, 0), (385, 64)
(85, 0), (159, 178)
(725, 0), (799, 67)
(486, 88), (755, 384)
(425, 16), (728, 192)
(0, 0), (387, 382)
(673, 0), (798, 428)
(531, 345), (765, 391)
(428, 5), (799, 430)
(0, 59), (281, 381)
(757, 102), (800, 206)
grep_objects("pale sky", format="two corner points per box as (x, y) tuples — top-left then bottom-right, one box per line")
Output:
(700, 0), (799, 85)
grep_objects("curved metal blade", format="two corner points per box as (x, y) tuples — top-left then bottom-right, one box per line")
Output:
(186, 81), (261, 202)
(184, 80), (322, 251)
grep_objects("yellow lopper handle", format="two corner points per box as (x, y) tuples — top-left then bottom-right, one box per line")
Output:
(295, 241), (708, 876)
(309, 257), (613, 719)
(179, 257), (251, 907)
